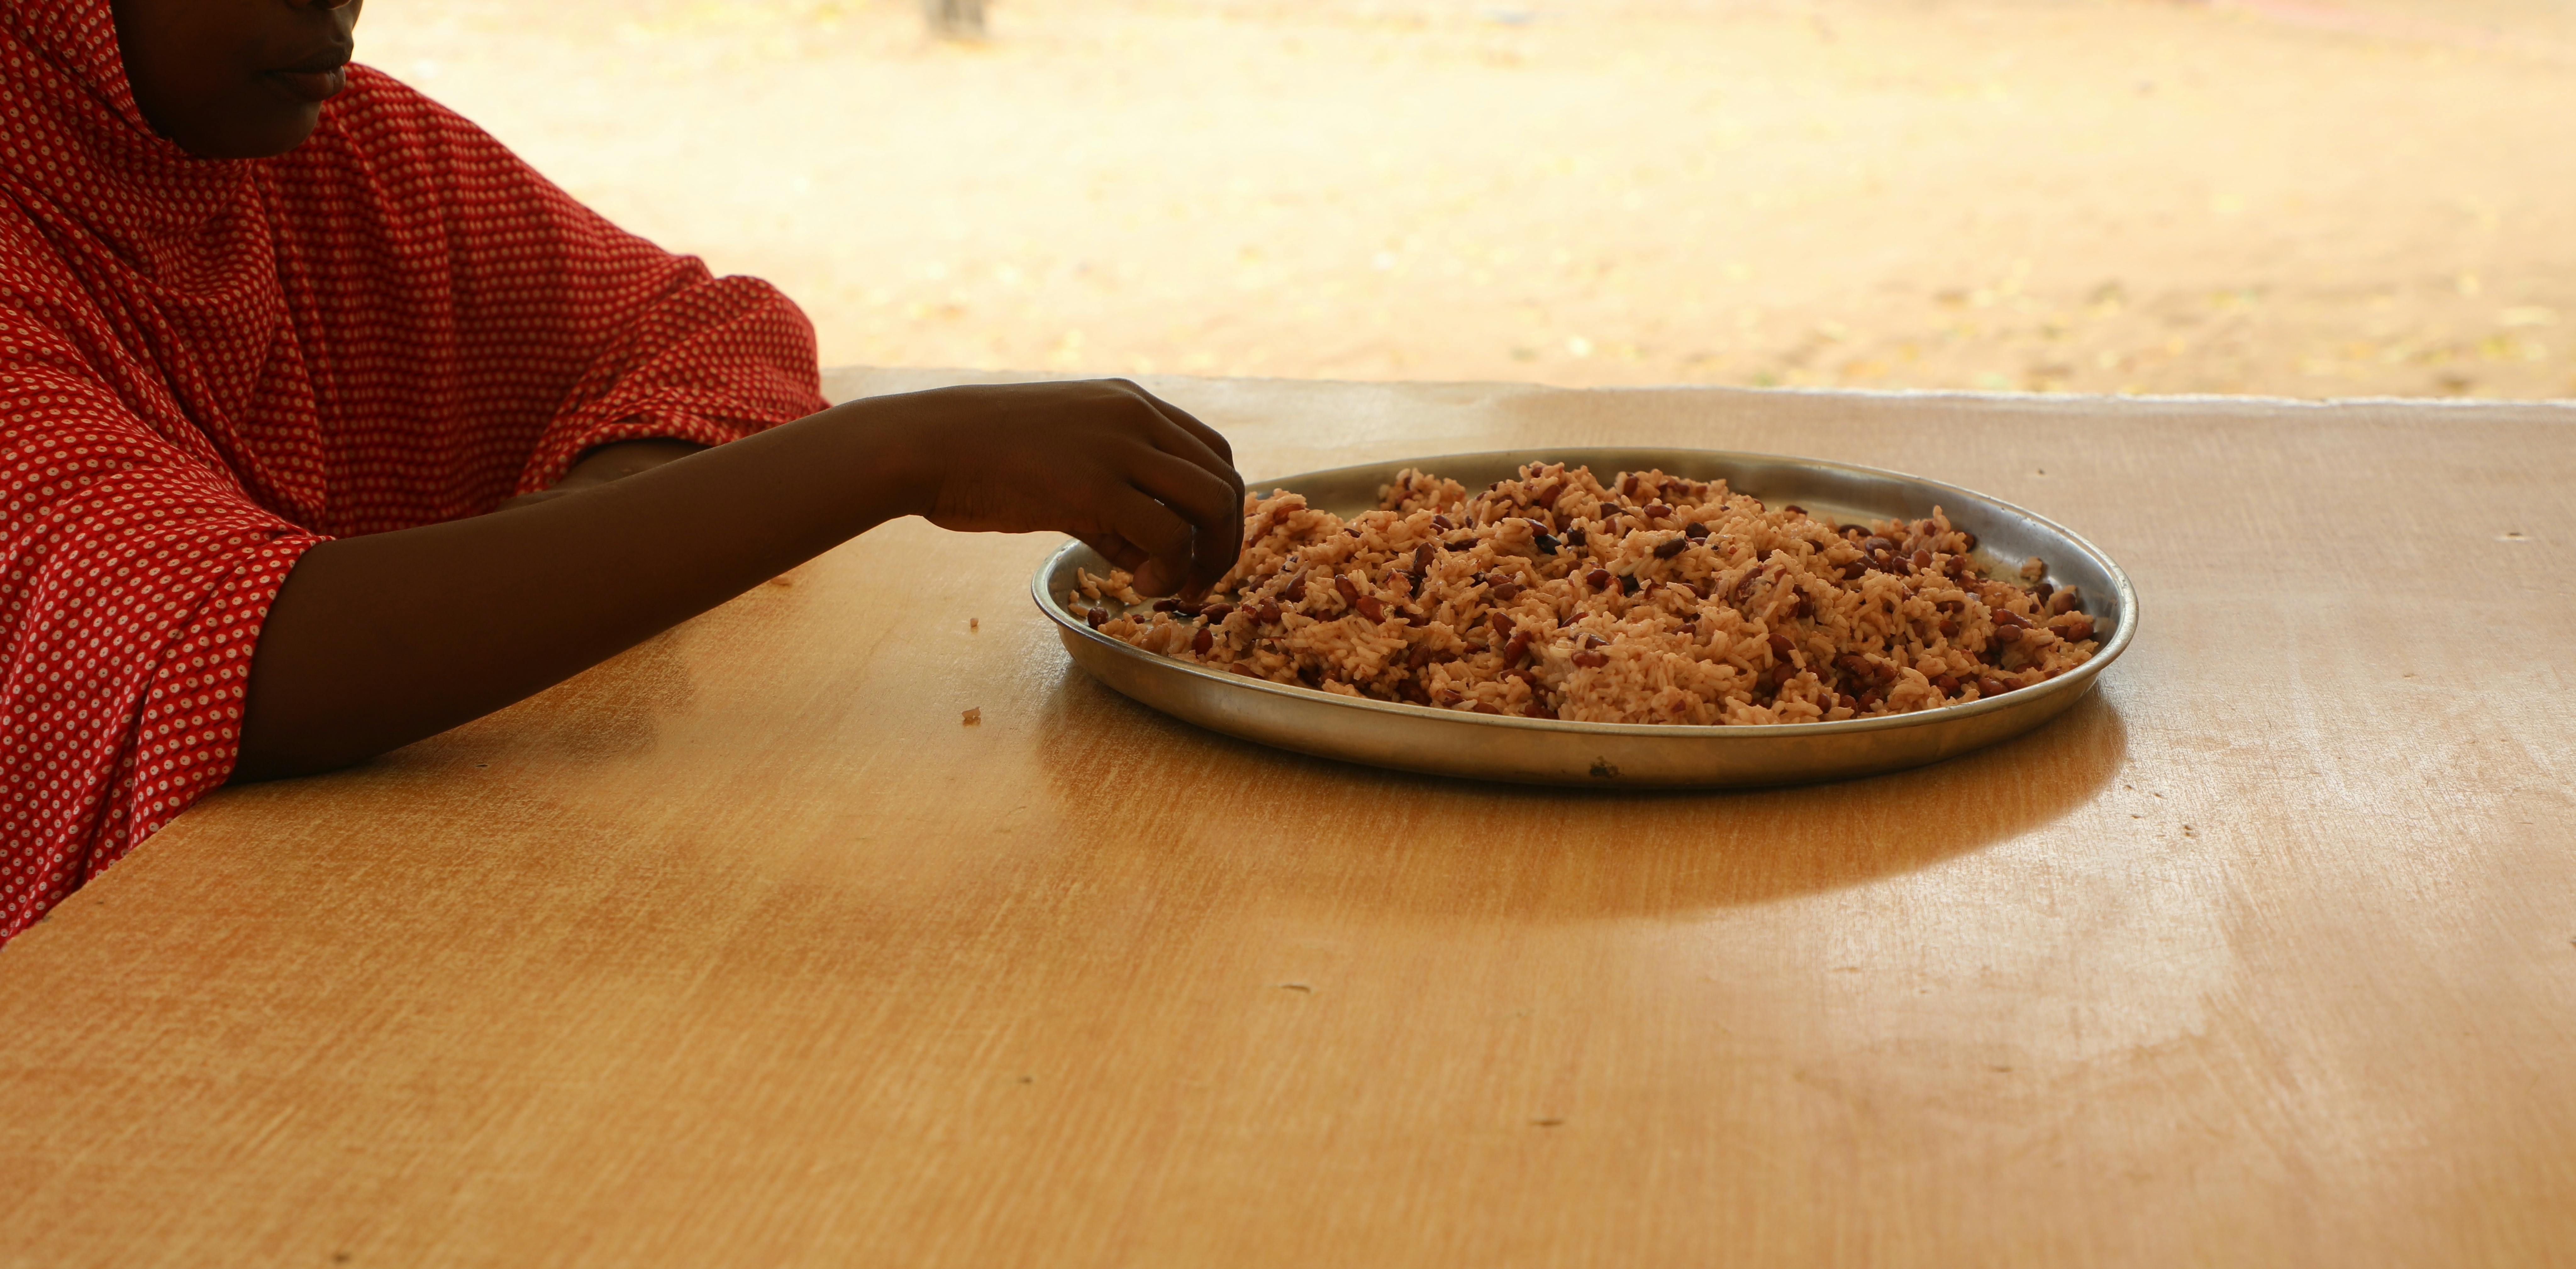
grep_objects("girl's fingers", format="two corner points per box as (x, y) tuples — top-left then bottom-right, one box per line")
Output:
(1077, 533), (1147, 574)
(1108, 384), (1247, 526)
(1142, 412), (1247, 528)
(1102, 484), (1198, 596)
(1124, 447), (1245, 593)
(1111, 380), (1235, 468)
(1137, 410), (1234, 488)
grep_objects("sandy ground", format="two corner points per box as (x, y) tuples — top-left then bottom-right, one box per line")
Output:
(358, 0), (2575, 399)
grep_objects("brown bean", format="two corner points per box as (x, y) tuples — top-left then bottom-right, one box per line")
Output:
(1855, 690), (1882, 710)
(1504, 629), (1536, 663)
(1586, 568), (1613, 591)
(1935, 673), (1960, 696)
(1995, 626), (2023, 644)
(1084, 607), (1108, 629)
(1335, 575), (1362, 604)
(2050, 589), (2080, 615)
(1151, 598), (1181, 612)
(1489, 580), (1522, 603)
(1254, 604), (1283, 624)
(1768, 633), (1796, 657)
(1534, 480), (1565, 508)
(1355, 595), (1385, 622)
(1993, 609), (2031, 629)
(1958, 531), (1979, 552)
(1912, 549), (1933, 572)
(1765, 662), (1796, 688)
(1977, 675), (2010, 697)
(1863, 536), (1896, 555)
(1784, 505), (1807, 516)
(1654, 536), (1689, 559)
(1684, 521), (1711, 540)
(1489, 612), (1516, 637)
(1231, 663), (1261, 678)
(1939, 618), (1959, 637)
(1644, 502), (1672, 520)
(2060, 615), (2096, 641)
(1202, 604), (1234, 623)
(1430, 514), (1453, 532)
(1407, 642), (1440, 669)
(1282, 571), (1308, 602)
(1837, 693), (1860, 711)
(1572, 650), (1608, 668)
(1472, 702), (1504, 715)
(1191, 627), (1214, 654)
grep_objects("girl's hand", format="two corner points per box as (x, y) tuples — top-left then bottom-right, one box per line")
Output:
(859, 379), (1246, 598)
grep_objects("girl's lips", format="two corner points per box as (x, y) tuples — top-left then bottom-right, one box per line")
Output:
(267, 66), (347, 104)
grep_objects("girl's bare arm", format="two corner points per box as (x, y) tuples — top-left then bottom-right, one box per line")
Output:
(233, 380), (1241, 780)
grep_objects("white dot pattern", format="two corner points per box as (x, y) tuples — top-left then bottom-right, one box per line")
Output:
(0, 1), (827, 941)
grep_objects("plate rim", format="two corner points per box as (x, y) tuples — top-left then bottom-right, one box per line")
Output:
(1029, 446), (2138, 741)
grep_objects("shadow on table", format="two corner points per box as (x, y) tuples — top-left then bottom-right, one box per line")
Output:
(1035, 670), (2128, 920)
(408, 626), (704, 772)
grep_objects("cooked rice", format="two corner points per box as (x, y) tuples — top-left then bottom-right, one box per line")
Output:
(1069, 462), (2106, 725)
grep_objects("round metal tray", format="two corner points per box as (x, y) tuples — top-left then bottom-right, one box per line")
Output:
(1031, 448), (2137, 787)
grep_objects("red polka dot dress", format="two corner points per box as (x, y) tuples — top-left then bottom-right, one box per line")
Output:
(0, 1), (827, 942)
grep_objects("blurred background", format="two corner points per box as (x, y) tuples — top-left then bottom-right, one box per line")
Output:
(363, 0), (2572, 399)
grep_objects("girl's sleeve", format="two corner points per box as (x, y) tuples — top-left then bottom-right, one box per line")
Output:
(471, 191), (832, 494)
(0, 348), (325, 941)
(277, 69), (832, 508)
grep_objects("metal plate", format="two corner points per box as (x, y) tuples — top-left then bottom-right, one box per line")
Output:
(1031, 448), (2137, 787)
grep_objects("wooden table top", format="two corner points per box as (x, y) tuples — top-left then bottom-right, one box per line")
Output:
(5, 371), (2573, 1268)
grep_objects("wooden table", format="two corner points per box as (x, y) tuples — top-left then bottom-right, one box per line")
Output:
(5, 371), (2573, 1268)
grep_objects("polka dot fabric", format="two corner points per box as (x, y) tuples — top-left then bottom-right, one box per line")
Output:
(0, 1), (826, 942)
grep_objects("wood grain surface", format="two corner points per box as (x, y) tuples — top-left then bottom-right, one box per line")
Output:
(3, 373), (2572, 1268)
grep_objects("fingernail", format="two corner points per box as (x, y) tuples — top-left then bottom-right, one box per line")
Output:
(1134, 562), (1172, 594)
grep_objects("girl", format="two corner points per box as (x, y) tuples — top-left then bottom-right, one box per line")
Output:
(0, 0), (1243, 941)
